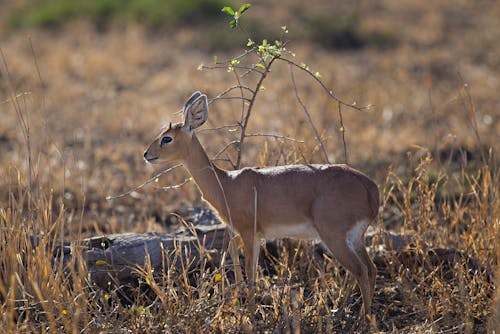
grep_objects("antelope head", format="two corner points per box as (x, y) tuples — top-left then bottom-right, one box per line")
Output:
(143, 91), (208, 164)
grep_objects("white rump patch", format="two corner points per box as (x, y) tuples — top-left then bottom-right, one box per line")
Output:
(346, 219), (369, 252)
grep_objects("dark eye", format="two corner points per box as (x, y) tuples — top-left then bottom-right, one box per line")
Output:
(160, 136), (172, 146)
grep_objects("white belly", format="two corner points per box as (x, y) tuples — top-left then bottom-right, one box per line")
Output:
(261, 221), (321, 241)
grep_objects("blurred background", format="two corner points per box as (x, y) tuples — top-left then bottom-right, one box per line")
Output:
(1, 0), (499, 234)
(1, 1), (499, 332)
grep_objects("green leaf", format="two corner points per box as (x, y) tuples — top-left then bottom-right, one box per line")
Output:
(221, 6), (234, 16)
(238, 4), (251, 15)
(229, 19), (237, 29)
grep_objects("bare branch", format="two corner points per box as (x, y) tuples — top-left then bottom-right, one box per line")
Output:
(233, 64), (265, 75)
(289, 65), (330, 164)
(236, 56), (279, 169)
(199, 50), (265, 75)
(245, 133), (304, 143)
(232, 67), (247, 121)
(159, 177), (193, 191)
(106, 164), (183, 200)
(216, 47), (256, 64)
(199, 39), (362, 169)
(198, 124), (241, 133)
(238, 64), (265, 77)
(279, 57), (369, 111)
(212, 140), (240, 160)
(210, 85), (255, 102)
(211, 96), (252, 103)
(337, 102), (348, 164)
(212, 156), (237, 169)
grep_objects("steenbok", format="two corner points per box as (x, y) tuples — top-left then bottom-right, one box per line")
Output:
(143, 91), (379, 315)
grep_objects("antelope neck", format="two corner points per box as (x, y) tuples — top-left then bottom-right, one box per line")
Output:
(184, 134), (231, 218)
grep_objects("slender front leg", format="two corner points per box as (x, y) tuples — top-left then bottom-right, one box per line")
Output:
(241, 233), (260, 310)
(241, 233), (261, 284)
(228, 237), (243, 285)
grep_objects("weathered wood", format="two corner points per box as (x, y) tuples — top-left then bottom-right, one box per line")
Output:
(30, 208), (235, 290)
(83, 221), (232, 289)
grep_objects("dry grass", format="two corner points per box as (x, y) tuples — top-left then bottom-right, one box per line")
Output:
(1, 0), (499, 332)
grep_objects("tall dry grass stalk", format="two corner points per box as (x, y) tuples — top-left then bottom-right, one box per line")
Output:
(1, 153), (496, 332)
(0, 32), (498, 333)
(0, 168), (90, 332)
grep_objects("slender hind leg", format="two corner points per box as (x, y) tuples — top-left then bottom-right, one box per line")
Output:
(322, 237), (372, 316)
(356, 243), (376, 301)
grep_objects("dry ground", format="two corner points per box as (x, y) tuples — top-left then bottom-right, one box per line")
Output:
(1, 0), (499, 332)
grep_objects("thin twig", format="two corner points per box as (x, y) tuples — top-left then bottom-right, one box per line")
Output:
(29, 37), (68, 203)
(456, 72), (486, 165)
(337, 102), (348, 164)
(0, 50), (27, 137)
(236, 56), (278, 169)
(1, 47), (34, 224)
(0, 92), (31, 105)
(29, 37), (53, 205)
(202, 63), (265, 76)
(279, 57), (369, 111)
(238, 64), (265, 78)
(212, 140), (240, 161)
(290, 65), (330, 164)
(198, 124), (241, 133)
(245, 133), (304, 143)
(105, 164), (183, 200)
(159, 177), (192, 191)
(211, 157), (234, 164)
(211, 96), (252, 103)
(210, 85), (255, 102)
(206, 159), (243, 284)
(232, 65), (247, 123)
(215, 47), (256, 64)
(29, 37), (46, 111)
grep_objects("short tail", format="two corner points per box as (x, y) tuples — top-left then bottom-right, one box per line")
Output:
(365, 178), (380, 220)
(354, 172), (380, 220)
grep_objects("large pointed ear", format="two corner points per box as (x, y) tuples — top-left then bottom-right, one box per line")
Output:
(183, 91), (208, 132)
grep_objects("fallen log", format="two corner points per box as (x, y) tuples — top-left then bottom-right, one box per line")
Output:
(38, 208), (490, 295)
(83, 224), (231, 290)
(74, 208), (233, 290)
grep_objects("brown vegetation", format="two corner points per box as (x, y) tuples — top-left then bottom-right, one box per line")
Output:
(1, 0), (498, 332)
